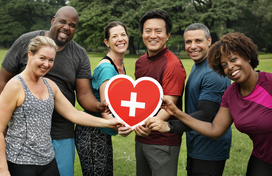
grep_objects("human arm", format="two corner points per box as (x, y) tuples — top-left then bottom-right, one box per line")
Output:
(150, 67), (232, 138)
(50, 79), (123, 128)
(98, 80), (119, 130)
(76, 78), (109, 113)
(0, 78), (23, 176)
(177, 100), (219, 132)
(135, 95), (179, 137)
(145, 100), (219, 133)
(0, 67), (15, 93)
(0, 67), (16, 137)
(153, 97), (233, 140)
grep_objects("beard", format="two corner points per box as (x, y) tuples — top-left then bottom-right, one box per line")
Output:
(54, 32), (69, 46)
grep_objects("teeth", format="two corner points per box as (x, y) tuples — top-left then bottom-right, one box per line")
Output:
(232, 70), (239, 76)
(150, 41), (157, 43)
(59, 33), (67, 38)
(117, 44), (125, 47)
(192, 52), (199, 54)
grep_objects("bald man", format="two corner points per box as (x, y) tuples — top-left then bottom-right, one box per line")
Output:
(0, 6), (105, 176)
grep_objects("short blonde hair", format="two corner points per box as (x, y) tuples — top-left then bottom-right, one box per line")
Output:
(27, 36), (58, 55)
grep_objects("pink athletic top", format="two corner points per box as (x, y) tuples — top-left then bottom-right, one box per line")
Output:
(221, 71), (272, 165)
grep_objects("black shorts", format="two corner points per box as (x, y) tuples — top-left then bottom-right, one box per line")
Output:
(186, 155), (226, 176)
(8, 158), (59, 176)
(246, 154), (272, 176)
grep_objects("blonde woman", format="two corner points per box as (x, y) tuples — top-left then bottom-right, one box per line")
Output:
(0, 36), (122, 176)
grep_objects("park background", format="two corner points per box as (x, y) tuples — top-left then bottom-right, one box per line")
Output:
(1, 0), (272, 175)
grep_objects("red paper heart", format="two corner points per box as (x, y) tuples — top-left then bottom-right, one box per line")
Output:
(105, 75), (163, 129)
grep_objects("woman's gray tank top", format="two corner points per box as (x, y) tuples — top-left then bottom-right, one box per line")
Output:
(5, 75), (55, 165)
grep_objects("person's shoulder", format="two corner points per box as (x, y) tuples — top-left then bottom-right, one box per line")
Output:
(167, 54), (182, 64)
(164, 50), (184, 66)
(98, 56), (111, 65)
(260, 71), (272, 80)
(136, 54), (148, 63)
(165, 49), (178, 57)
(21, 30), (44, 36)
(44, 77), (59, 94)
(2, 76), (24, 99)
(6, 76), (22, 90)
(257, 71), (272, 90)
(164, 48), (178, 57)
(13, 30), (45, 46)
(203, 61), (222, 76)
(93, 62), (116, 76)
(19, 30), (45, 41)
(222, 82), (237, 100)
(138, 53), (148, 59)
(202, 65), (230, 86)
(68, 40), (87, 52)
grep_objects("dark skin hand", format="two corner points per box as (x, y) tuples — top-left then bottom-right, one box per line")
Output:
(0, 67), (16, 137)
(75, 78), (111, 114)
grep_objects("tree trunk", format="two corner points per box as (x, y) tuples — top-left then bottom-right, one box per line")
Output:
(129, 36), (136, 54)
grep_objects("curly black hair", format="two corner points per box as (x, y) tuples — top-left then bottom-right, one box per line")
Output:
(207, 32), (259, 77)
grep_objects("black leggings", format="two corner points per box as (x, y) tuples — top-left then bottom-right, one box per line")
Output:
(75, 126), (113, 176)
(246, 154), (272, 176)
(8, 158), (59, 176)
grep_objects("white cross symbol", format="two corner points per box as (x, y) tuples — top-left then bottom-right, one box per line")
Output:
(121, 92), (145, 117)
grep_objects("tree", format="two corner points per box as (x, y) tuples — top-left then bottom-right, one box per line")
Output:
(69, 0), (250, 54)
(231, 0), (272, 52)
(69, 0), (143, 53)
(0, 0), (65, 47)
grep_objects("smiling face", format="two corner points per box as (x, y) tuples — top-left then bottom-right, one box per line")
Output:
(48, 7), (78, 48)
(220, 53), (254, 84)
(104, 25), (129, 55)
(142, 18), (170, 57)
(28, 46), (56, 77)
(184, 29), (211, 64)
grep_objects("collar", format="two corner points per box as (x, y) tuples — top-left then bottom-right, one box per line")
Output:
(147, 47), (169, 61)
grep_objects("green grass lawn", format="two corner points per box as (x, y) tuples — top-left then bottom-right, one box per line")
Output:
(1, 48), (271, 176)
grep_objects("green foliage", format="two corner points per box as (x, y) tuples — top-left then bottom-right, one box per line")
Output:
(220, 0), (272, 52)
(2, 0), (271, 52)
(0, 0), (65, 47)
(69, 0), (252, 53)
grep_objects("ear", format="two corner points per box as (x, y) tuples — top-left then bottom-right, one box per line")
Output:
(27, 51), (33, 63)
(208, 37), (212, 47)
(166, 32), (171, 41)
(28, 51), (32, 58)
(51, 16), (56, 26)
(104, 39), (110, 48)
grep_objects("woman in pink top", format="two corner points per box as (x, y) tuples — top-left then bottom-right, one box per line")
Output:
(146, 32), (272, 176)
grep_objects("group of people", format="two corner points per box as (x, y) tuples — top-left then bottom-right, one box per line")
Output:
(0, 5), (271, 176)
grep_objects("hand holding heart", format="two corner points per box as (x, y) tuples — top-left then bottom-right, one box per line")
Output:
(105, 75), (163, 129)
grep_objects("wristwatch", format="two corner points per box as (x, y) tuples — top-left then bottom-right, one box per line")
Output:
(167, 121), (175, 133)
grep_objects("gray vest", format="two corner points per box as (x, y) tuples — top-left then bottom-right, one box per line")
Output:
(5, 75), (55, 165)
